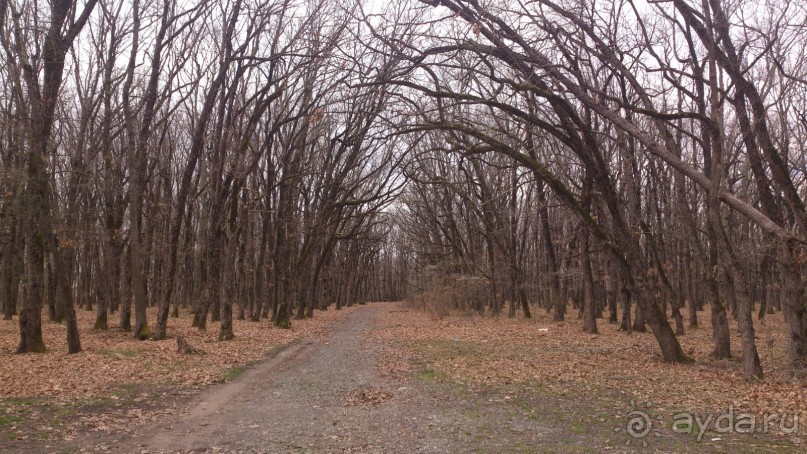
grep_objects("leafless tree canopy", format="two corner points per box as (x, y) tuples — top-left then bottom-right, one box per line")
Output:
(2, 0), (807, 381)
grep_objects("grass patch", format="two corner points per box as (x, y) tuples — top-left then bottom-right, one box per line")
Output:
(0, 415), (22, 426)
(413, 367), (450, 383)
(97, 348), (137, 358)
(224, 367), (245, 382)
(0, 431), (17, 441)
(46, 403), (80, 427)
(2, 398), (38, 407)
(265, 342), (293, 358)
(568, 420), (587, 433)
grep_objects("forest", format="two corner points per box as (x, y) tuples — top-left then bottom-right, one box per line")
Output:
(1, 0), (807, 450)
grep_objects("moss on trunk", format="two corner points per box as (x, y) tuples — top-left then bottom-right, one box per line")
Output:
(134, 322), (151, 340)
(30, 332), (47, 353)
(273, 314), (291, 329)
(93, 311), (108, 330)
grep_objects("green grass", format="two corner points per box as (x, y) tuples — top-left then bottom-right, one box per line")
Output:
(46, 410), (74, 429)
(98, 348), (137, 358)
(568, 420), (587, 433)
(2, 398), (38, 406)
(0, 415), (22, 426)
(0, 431), (17, 441)
(413, 367), (450, 383)
(224, 367), (245, 382)
(265, 342), (291, 357)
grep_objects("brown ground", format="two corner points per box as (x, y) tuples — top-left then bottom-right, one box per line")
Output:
(373, 302), (807, 416)
(1, 303), (805, 453)
(0, 305), (358, 398)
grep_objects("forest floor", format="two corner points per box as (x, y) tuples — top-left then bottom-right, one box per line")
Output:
(1, 302), (805, 453)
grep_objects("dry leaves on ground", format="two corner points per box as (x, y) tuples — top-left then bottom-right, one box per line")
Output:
(370, 302), (807, 419)
(345, 386), (393, 406)
(0, 305), (359, 399)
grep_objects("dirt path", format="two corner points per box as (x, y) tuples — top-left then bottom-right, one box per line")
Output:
(27, 303), (789, 453)
(69, 304), (543, 453)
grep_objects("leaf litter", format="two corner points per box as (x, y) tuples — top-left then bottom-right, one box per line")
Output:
(370, 302), (807, 431)
(0, 305), (359, 399)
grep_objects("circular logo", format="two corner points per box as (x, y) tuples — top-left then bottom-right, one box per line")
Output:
(626, 409), (652, 438)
